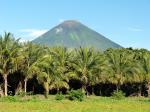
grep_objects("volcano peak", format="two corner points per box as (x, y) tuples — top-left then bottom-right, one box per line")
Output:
(59, 20), (81, 28)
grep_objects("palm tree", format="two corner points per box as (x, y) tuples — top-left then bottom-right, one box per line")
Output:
(91, 52), (110, 95)
(51, 46), (73, 76)
(0, 32), (20, 96)
(72, 47), (102, 96)
(105, 48), (140, 92)
(49, 66), (70, 94)
(21, 42), (42, 94)
(50, 46), (73, 93)
(130, 48), (147, 96)
(37, 47), (70, 97)
(140, 52), (150, 97)
(36, 48), (54, 98)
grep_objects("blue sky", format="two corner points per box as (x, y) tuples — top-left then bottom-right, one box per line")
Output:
(0, 0), (150, 49)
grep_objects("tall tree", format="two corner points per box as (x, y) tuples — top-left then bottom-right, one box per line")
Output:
(37, 47), (70, 97)
(72, 47), (102, 96)
(49, 47), (71, 93)
(105, 48), (140, 92)
(51, 46), (73, 76)
(140, 52), (150, 97)
(21, 42), (42, 94)
(0, 32), (20, 96)
(130, 48), (147, 96)
(36, 52), (53, 98)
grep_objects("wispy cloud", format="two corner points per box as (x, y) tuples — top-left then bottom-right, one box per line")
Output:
(128, 27), (143, 32)
(19, 29), (48, 41)
(58, 19), (64, 23)
(19, 29), (48, 37)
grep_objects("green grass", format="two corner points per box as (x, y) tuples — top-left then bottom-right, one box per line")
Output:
(0, 95), (149, 112)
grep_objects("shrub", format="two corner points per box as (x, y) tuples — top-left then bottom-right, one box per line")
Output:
(16, 91), (26, 97)
(55, 93), (64, 101)
(112, 90), (125, 100)
(26, 91), (33, 96)
(67, 89), (85, 101)
(8, 91), (13, 96)
(0, 96), (19, 102)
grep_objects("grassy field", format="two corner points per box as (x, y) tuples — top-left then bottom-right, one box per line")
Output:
(0, 95), (150, 112)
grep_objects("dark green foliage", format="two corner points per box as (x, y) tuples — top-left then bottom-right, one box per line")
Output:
(8, 91), (13, 96)
(112, 90), (125, 100)
(32, 20), (122, 51)
(1, 32), (150, 98)
(16, 91), (33, 97)
(16, 91), (26, 97)
(67, 89), (85, 101)
(26, 91), (34, 96)
(55, 93), (64, 101)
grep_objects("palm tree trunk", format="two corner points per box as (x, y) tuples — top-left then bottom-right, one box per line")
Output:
(3, 74), (8, 96)
(148, 82), (150, 97)
(15, 81), (22, 95)
(57, 88), (60, 94)
(138, 84), (142, 97)
(82, 84), (89, 97)
(81, 85), (86, 93)
(0, 86), (4, 97)
(91, 86), (95, 95)
(32, 85), (34, 94)
(24, 78), (27, 94)
(44, 82), (49, 98)
(86, 85), (90, 97)
(116, 84), (120, 92)
(99, 85), (102, 96)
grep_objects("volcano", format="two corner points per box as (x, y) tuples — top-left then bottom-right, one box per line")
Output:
(32, 20), (122, 50)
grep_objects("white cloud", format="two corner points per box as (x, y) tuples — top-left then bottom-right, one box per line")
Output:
(19, 29), (48, 41)
(19, 29), (48, 37)
(58, 19), (64, 23)
(128, 27), (143, 32)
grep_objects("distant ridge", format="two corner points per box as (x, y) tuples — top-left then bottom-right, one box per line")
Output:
(32, 20), (122, 50)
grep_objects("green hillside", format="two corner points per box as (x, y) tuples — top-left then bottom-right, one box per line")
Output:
(32, 20), (122, 50)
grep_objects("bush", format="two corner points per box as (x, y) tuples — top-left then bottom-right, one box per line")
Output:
(67, 89), (85, 101)
(16, 91), (33, 97)
(0, 96), (19, 102)
(55, 93), (64, 101)
(8, 91), (13, 96)
(112, 90), (125, 100)
(16, 91), (26, 97)
(26, 91), (33, 96)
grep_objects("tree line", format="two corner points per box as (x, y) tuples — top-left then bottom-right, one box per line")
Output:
(0, 32), (150, 97)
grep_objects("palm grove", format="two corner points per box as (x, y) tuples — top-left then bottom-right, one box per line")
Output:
(0, 32), (150, 98)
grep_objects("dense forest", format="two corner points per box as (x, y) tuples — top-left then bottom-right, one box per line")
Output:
(0, 32), (150, 98)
